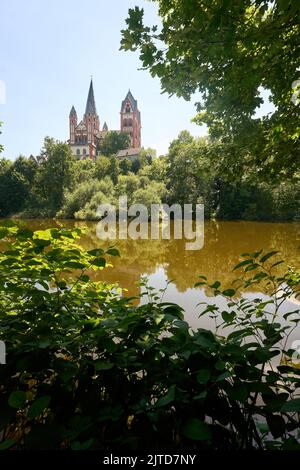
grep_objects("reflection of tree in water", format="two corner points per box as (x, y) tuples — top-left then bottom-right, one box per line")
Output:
(16, 219), (300, 297)
(165, 221), (300, 293)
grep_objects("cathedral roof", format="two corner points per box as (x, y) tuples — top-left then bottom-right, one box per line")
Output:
(69, 105), (77, 117)
(121, 89), (138, 112)
(76, 120), (87, 131)
(102, 121), (108, 131)
(85, 79), (97, 115)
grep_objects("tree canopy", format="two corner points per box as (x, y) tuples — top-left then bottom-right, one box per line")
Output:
(98, 131), (130, 157)
(121, 0), (300, 179)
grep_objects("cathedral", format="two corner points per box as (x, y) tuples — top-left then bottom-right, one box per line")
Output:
(69, 79), (141, 159)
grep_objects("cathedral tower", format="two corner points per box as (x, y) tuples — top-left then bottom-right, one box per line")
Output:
(120, 90), (141, 148)
(68, 80), (142, 160)
(83, 79), (100, 143)
(69, 105), (77, 145)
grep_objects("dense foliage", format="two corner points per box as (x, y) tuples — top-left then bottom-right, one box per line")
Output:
(0, 223), (299, 450)
(121, 0), (300, 180)
(0, 134), (299, 221)
(98, 131), (130, 157)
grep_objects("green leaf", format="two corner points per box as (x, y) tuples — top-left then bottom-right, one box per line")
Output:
(0, 228), (8, 239)
(210, 281), (221, 289)
(87, 248), (104, 257)
(94, 360), (114, 371)
(215, 360), (226, 370)
(156, 384), (176, 407)
(196, 369), (211, 384)
(16, 229), (33, 239)
(222, 289), (235, 297)
(8, 391), (27, 409)
(33, 239), (51, 248)
(230, 384), (248, 402)
(233, 259), (253, 270)
(194, 331), (216, 349)
(0, 220), (16, 227)
(221, 311), (235, 323)
(245, 263), (259, 272)
(260, 251), (279, 263)
(216, 371), (231, 381)
(71, 439), (94, 450)
(183, 418), (211, 441)
(194, 281), (206, 287)
(63, 261), (85, 269)
(266, 414), (286, 438)
(281, 398), (300, 412)
(193, 391), (207, 400)
(106, 248), (120, 257)
(0, 439), (16, 450)
(27, 396), (51, 419)
(91, 257), (106, 267)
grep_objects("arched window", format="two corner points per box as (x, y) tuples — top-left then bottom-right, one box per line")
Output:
(125, 105), (131, 113)
(123, 119), (128, 127)
(76, 149), (80, 155)
(83, 148), (86, 155)
(127, 118), (133, 127)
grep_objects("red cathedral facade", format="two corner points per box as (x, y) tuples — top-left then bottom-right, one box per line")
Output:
(68, 79), (141, 159)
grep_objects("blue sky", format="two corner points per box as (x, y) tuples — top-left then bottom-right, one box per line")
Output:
(0, 0), (274, 160)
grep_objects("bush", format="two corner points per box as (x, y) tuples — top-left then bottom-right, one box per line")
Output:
(132, 183), (166, 212)
(75, 191), (113, 220)
(0, 223), (299, 450)
(57, 179), (107, 219)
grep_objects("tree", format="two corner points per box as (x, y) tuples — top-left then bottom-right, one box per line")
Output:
(119, 157), (132, 175)
(121, 1), (300, 179)
(108, 156), (120, 185)
(58, 178), (114, 219)
(0, 156), (38, 217)
(139, 155), (168, 182)
(132, 183), (165, 213)
(98, 131), (130, 157)
(72, 158), (95, 185)
(94, 156), (111, 179)
(115, 174), (140, 204)
(166, 132), (212, 212)
(35, 137), (74, 214)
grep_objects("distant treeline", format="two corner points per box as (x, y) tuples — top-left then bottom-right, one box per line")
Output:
(0, 132), (299, 221)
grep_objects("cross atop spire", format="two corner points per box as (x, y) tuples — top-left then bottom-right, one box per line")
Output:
(85, 79), (97, 115)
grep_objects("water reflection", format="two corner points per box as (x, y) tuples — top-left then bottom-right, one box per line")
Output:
(19, 219), (300, 299)
(4, 218), (300, 352)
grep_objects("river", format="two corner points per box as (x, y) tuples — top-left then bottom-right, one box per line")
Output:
(9, 219), (299, 330)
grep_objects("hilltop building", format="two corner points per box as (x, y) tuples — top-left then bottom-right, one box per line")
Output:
(68, 79), (141, 159)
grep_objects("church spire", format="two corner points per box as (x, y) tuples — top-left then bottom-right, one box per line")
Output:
(69, 105), (77, 117)
(85, 79), (97, 115)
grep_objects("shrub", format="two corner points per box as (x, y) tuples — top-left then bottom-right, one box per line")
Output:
(0, 223), (299, 450)
(75, 191), (113, 220)
(57, 180), (106, 219)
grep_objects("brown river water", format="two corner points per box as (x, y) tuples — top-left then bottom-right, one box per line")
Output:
(3, 219), (300, 346)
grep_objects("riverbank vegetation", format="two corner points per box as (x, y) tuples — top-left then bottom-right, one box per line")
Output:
(0, 131), (299, 221)
(0, 222), (299, 450)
